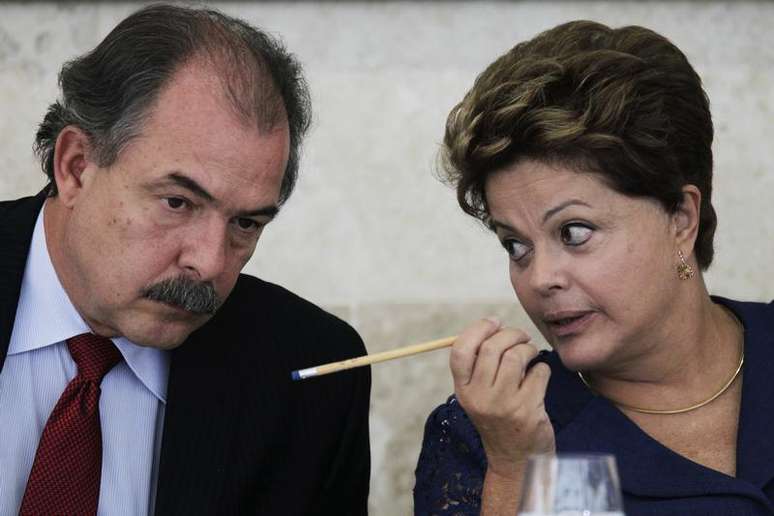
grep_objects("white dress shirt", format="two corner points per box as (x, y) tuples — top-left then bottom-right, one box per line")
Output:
(0, 204), (170, 516)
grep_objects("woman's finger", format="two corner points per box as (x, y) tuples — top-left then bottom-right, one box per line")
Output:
(449, 318), (502, 387)
(492, 342), (539, 391)
(517, 362), (552, 407)
(468, 329), (532, 389)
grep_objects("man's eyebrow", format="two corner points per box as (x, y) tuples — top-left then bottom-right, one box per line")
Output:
(163, 172), (279, 219)
(543, 199), (592, 223)
(240, 205), (279, 219)
(166, 172), (215, 202)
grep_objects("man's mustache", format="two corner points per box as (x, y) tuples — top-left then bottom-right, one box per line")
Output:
(142, 275), (221, 315)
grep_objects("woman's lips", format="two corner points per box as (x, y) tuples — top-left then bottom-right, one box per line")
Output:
(544, 311), (596, 338)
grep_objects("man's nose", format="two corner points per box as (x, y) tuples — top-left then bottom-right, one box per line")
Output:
(178, 219), (228, 281)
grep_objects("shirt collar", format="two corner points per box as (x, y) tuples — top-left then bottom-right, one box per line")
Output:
(8, 203), (169, 403)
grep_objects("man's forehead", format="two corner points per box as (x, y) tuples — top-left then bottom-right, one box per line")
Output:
(141, 65), (289, 157)
(150, 58), (288, 134)
(110, 59), (289, 213)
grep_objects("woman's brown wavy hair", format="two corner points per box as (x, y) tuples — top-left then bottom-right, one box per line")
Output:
(441, 20), (716, 269)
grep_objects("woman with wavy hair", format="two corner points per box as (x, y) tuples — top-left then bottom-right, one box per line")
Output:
(414, 21), (774, 515)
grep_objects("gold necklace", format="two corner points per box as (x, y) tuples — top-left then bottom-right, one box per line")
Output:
(577, 311), (745, 415)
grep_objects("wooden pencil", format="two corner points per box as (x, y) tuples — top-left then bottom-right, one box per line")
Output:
(291, 335), (456, 380)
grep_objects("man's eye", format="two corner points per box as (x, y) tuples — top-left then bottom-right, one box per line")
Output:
(236, 218), (259, 231)
(502, 239), (530, 261)
(560, 223), (593, 246)
(165, 197), (188, 210)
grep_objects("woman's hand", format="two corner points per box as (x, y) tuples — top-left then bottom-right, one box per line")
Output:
(451, 318), (555, 478)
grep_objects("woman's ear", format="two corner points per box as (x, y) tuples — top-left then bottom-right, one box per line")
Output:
(52, 126), (94, 208)
(673, 184), (702, 253)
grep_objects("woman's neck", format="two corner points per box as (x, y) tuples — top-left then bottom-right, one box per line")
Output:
(585, 284), (744, 413)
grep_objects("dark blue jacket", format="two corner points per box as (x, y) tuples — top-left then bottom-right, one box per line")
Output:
(415, 297), (774, 515)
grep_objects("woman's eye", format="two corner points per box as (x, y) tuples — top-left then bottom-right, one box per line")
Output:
(560, 223), (593, 246)
(502, 239), (530, 261)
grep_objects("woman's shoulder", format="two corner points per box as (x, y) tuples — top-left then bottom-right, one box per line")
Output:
(712, 296), (774, 331)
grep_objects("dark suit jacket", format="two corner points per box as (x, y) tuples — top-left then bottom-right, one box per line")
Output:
(0, 192), (371, 515)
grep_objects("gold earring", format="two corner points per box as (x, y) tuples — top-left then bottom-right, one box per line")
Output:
(677, 249), (694, 280)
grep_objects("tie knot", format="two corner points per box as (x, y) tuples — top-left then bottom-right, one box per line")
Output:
(67, 333), (122, 382)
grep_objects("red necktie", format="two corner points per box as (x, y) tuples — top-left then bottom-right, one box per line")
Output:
(19, 333), (122, 516)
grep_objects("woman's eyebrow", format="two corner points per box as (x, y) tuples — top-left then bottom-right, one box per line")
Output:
(543, 199), (592, 223)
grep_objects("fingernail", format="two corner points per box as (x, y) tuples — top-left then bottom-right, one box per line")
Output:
(484, 316), (502, 330)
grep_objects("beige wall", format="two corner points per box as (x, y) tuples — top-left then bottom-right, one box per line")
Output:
(1, 2), (772, 514)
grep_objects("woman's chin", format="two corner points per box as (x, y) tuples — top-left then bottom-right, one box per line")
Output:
(554, 341), (610, 372)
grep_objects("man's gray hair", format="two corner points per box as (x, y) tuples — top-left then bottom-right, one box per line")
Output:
(35, 3), (311, 205)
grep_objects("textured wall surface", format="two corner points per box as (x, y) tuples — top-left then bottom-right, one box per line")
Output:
(1, 2), (772, 514)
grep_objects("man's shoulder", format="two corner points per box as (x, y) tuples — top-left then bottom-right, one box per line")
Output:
(0, 192), (46, 214)
(230, 273), (353, 332)
(0, 192), (46, 249)
(0, 196), (27, 213)
(201, 273), (365, 361)
(231, 274), (331, 314)
(0, 193), (46, 281)
(0, 194), (45, 228)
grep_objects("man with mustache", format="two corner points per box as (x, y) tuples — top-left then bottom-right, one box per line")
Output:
(0, 4), (370, 515)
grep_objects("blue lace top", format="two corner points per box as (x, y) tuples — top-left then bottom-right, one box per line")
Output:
(414, 298), (774, 515)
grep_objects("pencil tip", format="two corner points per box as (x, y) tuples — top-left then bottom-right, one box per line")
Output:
(291, 370), (301, 381)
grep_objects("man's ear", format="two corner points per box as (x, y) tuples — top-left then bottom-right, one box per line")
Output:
(673, 184), (701, 254)
(52, 126), (95, 208)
